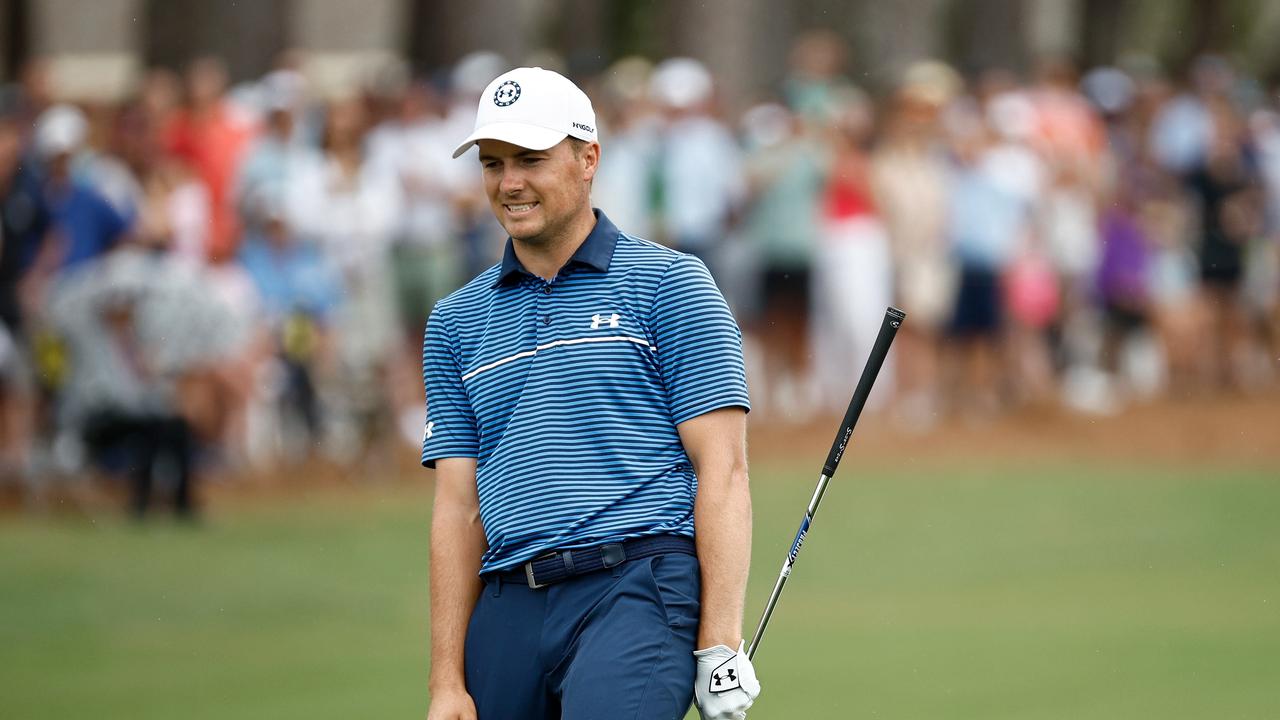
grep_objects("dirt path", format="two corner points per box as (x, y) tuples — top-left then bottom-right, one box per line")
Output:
(751, 389), (1280, 471)
(5, 390), (1275, 517)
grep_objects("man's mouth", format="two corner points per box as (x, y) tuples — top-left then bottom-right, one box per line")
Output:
(504, 201), (540, 215)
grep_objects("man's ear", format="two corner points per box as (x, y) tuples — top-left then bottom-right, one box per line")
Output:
(582, 142), (601, 182)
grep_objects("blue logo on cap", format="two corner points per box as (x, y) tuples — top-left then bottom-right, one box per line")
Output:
(494, 80), (521, 107)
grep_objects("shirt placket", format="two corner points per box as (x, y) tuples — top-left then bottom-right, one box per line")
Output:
(534, 278), (555, 346)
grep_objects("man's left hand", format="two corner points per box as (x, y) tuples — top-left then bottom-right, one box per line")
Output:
(693, 641), (761, 720)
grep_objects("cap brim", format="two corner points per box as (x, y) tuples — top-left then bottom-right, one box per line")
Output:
(452, 122), (569, 159)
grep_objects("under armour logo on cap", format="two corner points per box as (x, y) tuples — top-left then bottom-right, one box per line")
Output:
(494, 80), (521, 107)
(710, 656), (741, 693)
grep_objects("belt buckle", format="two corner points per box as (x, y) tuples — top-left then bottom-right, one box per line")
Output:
(524, 551), (557, 589)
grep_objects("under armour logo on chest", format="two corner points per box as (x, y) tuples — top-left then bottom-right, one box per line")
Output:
(590, 313), (620, 329)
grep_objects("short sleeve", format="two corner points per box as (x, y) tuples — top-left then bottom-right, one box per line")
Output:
(649, 254), (751, 425)
(420, 307), (480, 467)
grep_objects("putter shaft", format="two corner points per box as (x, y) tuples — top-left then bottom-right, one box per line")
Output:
(748, 472), (832, 659)
(745, 307), (905, 662)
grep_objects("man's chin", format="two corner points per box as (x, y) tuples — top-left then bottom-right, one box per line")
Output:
(503, 220), (546, 243)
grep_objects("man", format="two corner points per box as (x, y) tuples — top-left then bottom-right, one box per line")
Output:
(422, 67), (762, 720)
(0, 108), (46, 481)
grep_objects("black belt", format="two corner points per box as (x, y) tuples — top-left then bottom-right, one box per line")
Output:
(492, 535), (696, 589)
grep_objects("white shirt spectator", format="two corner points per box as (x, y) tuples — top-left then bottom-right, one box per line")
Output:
(592, 115), (661, 241)
(368, 113), (470, 249)
(658, 115), (745, 250)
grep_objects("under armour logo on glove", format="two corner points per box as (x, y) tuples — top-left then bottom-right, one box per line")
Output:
(712, 667), (738, 691)
(710, 656), (741, 693)
(694, 641), (759, 719)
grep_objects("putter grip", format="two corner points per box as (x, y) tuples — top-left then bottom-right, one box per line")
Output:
(820, 306), (905, 477)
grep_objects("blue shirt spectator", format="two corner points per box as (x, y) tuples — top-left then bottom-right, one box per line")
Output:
(948, 161), (1027, 270)
(45, 181), (132, 270)
(239, 227), (342, 326)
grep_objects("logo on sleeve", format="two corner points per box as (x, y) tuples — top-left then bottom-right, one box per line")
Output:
(423, 421), (435, 442)
(590, 313), (620, 329)
(710, 655), (740, 693)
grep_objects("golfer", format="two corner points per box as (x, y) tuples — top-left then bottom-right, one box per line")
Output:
(422, 67), (761, 720)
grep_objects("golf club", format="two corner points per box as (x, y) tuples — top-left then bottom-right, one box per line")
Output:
(747, 306), (905, 660)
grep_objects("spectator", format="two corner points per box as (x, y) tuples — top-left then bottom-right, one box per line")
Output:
(11, 58), (55, 142)
(986, 90), (1059, 405)
(28, 105), (132, 285)
(239, 198), (342, 461)
(810, 92), (894, 417)
(135, 150), (260, 466)
(367, 78), (474, 445)
(367, 78), (468, 341)
(736, 102), (823, 417)
(1189, 97), (1259, 390)
(1247, 108), (1280, 386)
(943, 100), (1035, 417)
(591, 57), (661, 244)
(650, 58), (745, 281)
(785, 30), (856, 128)
(1096, 193), (1154, 391)
(236, 69), (324, 243)
(164, 57), (258, 262)
(47, 242), (240, 518)
(0, 114), (47, 480)
(292, 96), (403, 462)
(1148, 56), (1227, 177)
(871, 61), (961, 428)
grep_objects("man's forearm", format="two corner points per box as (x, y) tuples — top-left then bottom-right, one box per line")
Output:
(694, 463), (752, 649)
(428, 497), (486, 692)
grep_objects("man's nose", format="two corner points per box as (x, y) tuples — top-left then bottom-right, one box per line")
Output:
(499, 166), (525, 194)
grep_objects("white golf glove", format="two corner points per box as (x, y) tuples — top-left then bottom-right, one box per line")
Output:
(693, 641), (761, 720)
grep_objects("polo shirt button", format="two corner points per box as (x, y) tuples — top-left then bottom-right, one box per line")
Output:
(543, 315), (551, 325)
(542, 285), (552, 294)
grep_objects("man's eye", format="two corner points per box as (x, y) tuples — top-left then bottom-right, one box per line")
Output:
(522, 157), (544, 165)
(482, 161), (501, 170)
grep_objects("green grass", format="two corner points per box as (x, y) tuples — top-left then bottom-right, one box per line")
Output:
(2, 461), (1278, 719)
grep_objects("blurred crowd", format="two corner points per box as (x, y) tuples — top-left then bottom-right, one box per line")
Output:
(2, 32), (1278, 516)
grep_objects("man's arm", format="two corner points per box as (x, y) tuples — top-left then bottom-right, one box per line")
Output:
(678, 406), (751, 649)
(426, 457), (486, 720)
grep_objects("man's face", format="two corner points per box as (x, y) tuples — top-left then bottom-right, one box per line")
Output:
(478, 138), (598, 244)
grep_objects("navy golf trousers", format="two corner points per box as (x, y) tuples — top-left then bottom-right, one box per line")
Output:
(464, 549), (701, 719)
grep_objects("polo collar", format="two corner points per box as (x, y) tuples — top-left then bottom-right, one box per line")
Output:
(494, 209), (620, 287)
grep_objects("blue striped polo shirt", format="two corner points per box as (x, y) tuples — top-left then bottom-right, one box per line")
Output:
(421, 210), (750, 574)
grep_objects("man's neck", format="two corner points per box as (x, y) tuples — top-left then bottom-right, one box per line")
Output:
(512, 208), (597, 281)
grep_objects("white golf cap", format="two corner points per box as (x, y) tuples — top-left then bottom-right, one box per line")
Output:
(452, 66), (597, 159)
(34, 104), (88, 158)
